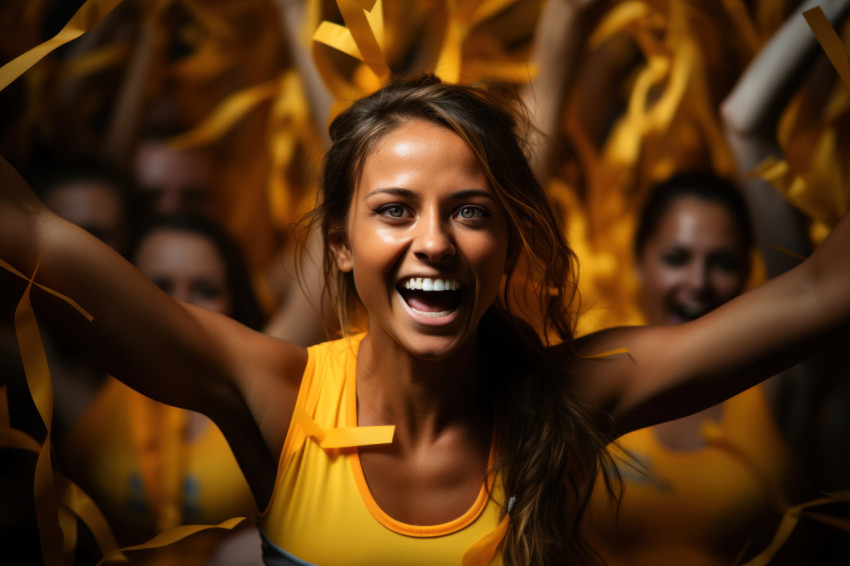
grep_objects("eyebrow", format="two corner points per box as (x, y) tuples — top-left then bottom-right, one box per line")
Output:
(364, 188), (496, 201)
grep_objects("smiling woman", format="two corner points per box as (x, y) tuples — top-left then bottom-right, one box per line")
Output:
(582, 173), (800, 566)
(635, 173), (753, 326)
(329, 120), (511, 361)
(2, 73), (850, 566)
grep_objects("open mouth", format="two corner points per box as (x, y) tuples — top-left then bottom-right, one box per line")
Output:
(670, 299), (712, 322)
(398, 277), (463, 318)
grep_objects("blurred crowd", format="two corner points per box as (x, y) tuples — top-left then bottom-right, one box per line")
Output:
(1, 0), (849, 564)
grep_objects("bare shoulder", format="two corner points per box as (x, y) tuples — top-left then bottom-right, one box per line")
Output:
(550, 324), (683, 432)
(185, 304), (309, 451)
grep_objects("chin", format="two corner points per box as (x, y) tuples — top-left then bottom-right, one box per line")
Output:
(403, 331), (477, 363)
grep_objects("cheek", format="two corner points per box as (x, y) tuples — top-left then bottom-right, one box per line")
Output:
(710, 271), (746, 302)
(468, 235), (509, 282)
(641, 262), (681, 299)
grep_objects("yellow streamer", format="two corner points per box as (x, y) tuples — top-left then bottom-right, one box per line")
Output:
(767, 243), (807, 262)
(61, 40), (129, 79)
(589, 1), (651, 48)
(577, 347), (630, 360)
(461, 512), (509, 566)
(804, 7), (850, 93)
(1, 230), (101, 562)
(338, 0), (389, 78)
(58, 502), (77, 557)
(741, 490), (850, 566)
(168, 79), (282, 150)
(56, 473), (120, 559)
(292, 406), (394, 449)
(0, 426), (42, 453)
(0, 258), (93, 321)
(434, 0), (524, 83)
(97, 517), (247, 565)
(0, 0), (124, 92)
(15, 272), (63, 565)
(312, 0), (389, 99)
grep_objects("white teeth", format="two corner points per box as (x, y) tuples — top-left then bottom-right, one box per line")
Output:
(410, 307), (454, 318)
(402, 277), (460, 291)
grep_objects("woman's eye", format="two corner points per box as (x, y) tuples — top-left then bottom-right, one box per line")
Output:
(194, 283), (224, 300)
(710, 254), (743, 274)
(456, 206), (487, 219)
(379, 205), (408, 218)
(662, 251), (689, 267)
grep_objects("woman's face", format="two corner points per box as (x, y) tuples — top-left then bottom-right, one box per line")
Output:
(134, 228), (232, 316)
(637, 196), (749, 326)
(331, 120), (510, 361)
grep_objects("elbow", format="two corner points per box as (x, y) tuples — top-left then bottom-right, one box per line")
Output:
(719, 97), (758, 141)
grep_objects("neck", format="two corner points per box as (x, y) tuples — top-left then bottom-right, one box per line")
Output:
(356, 331), (488, 446)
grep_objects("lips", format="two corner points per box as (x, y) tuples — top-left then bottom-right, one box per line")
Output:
(398, 277), (463, 318)
(670, 298), (712, 322)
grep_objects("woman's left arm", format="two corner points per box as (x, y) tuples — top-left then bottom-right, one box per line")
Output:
(567, 209), (850, 435)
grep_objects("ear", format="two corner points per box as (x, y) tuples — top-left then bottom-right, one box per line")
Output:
(328, 228), (353, 273)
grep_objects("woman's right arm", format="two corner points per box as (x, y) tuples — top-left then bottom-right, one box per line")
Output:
(0, 156), (306, 504)
(720, 0), (850, 277)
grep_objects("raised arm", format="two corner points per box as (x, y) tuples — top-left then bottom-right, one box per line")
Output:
(0, 156), (306, 505)
(520, 0), (603, 183)
(273, 0), (334, 141)
(721, 0), (850, 277)
(567, 206), (850, 435)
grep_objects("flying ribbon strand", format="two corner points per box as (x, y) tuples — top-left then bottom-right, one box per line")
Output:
(312, 0), (390, 99)
(0, 0), (125, 92)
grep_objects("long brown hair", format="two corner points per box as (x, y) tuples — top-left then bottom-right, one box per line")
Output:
(306, 74), (618, 564)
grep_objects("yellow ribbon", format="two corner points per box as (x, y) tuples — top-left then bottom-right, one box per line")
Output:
(589, 1), (651, 49)
(0, 429), (113, 558)
(312, 0), (389, 100)
(0, 0), (125, 92)
(167, 79), (283, 150)
(97, 516), (247, 565)
(740, 490), (850, 566)
(461, 511), (509, 566)
(15, 266), (64, 566)
(1, 251), (104, 563)
(0, 426), (42, 454)
(804, 7), (850, 93)
(268, 70), (321, 226)
(56, 473), (120, 560)
(61, 40), (130, 80)
(0, 260), (93, 322)
(434, 0), (523, 83)
(577, 347), (630, 360)
(292, 406), (394, 449)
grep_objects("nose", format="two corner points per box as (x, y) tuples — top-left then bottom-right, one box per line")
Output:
(684, 260), (709, 292)
(412, 212), (455, 263)
(170, 282), (191, 304)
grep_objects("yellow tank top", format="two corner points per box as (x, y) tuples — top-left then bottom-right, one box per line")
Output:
(585, 385), (797, 566)
(260, 334), (507, 565)
(59, 376), (256, 547)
